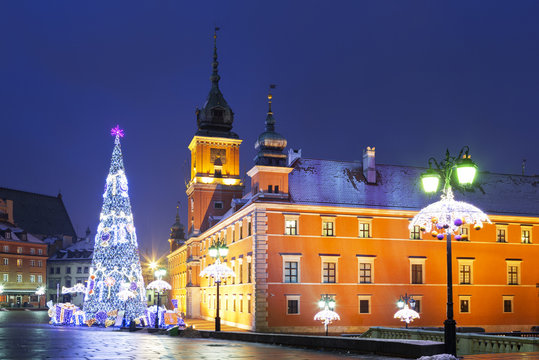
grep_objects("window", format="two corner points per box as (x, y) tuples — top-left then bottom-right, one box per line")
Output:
(30, 248), (35, 255)
(247, 295), (251, 314)
(458, 258), (474, 285)
(17, 247), (22, 254)
(16, 259), (22, 267)
(460, 296), (471, 313)
(38, 249), (43, 255)
(3, 274), (8, 282)
(239, 224), (243, 239)
(247, 260), (252, 283)
(285, 217), (298, 235)
(286, 295), (300, 315)
(38, 275), (42, 283)
(239, 295), (243, 313)
(239, 261), (243, 284)
(358, 221), (371, 238)
(521, 226), (532, 244)
(233, 296), (236, 312)
(66, 267), (71, 274)
(5, 231), (11, 239)
(507, 266), (519, 285)
(357, 256), (375, 284)
(496, 225), (507, 243)
(322, 257), (338, 283)
(37, 260), (42, 267)
(17, 274), (22, 282)
(2, 245), (8, 252)
(358, 295), (371, 314)
(459, 225), (470, 241)
(284, 262), (298, 283)
(65, 278), (71, 287)
(77, 267), (82, 274)
(49, 267), (54, 274)
(409, 258), (426, 284)
(410, 225), (421, 240)
(84, 267), (89, 274)
(248, 219), (252, 236)
(214, 201), (223, 209)
(3, 258), (7, 265)
(30, 275), (35, 283)
(413, 297), (422, 313)
(30, 260), (35, 267)
(503, 296), (513, 313)
(322, 217), (335, 236)
(267, 185), (273, 193)
(274, 185), (279, 193)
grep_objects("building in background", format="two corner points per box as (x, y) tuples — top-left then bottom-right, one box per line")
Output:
(168, 36), (539, 333)
(47, 228), (93, 306)
(0, 198), (48, 307)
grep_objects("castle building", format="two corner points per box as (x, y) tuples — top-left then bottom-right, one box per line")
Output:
(168, 34), (539, 333)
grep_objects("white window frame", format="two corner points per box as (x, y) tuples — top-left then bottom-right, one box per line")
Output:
(321, 216), (336, 237)
(358, 295), (371, 314)
(457, 258), (475, 285)
(17, 274), (22, 282)
(38, 275), (43, 283)
(410, 295), (423, 313)
(320, 255), (339, 283)
(409, 257), (426, 284)
(506, 260), (521, 285)
(30, 274), (35, 283)
(460, 224), (471, 241)
(357, 256), (375, 284)
(409, 224), (422, 240)
(38, 248), (43, 255)
(358, 219), (372, 238)
(2, 258), (7, 265)
(502, 295), (514, 313)
(459, 295), (471, 314)
(2, 273), (8, 282)
(285, 294), (301, 315)
(282, 254), (301, 283)
(284, 215), (299, 235)
(521, 226), (532, 244)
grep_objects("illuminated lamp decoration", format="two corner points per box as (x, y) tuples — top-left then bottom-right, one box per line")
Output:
(83, 126), (147, 325)
(394, 304), (420, 325)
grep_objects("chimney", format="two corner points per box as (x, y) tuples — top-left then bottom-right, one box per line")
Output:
(363, 147), (376, 184)
(287, 148), (302, 167)
(62, 235), (73, 249)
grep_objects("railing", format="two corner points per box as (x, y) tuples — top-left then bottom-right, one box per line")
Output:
(359, 327), (539, 355)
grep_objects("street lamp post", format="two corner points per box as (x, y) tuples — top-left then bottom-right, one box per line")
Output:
(154, 269), (166, 329)
(314, 295), (340, 336)
(394, 293), (418, 329)
(410, 147), (489, 356)
(200, 239), (233, 332)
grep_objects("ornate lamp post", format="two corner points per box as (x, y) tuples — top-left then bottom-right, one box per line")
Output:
(147, 269), (169, 328)
(314, 295), (340, 336)
(200, 239), (234, 332)
(394, 293), (419, 328)
(35, 286), (46, 309)
(410, 147), (490, 356)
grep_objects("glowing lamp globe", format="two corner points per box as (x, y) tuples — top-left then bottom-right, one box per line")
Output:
(328, 300), (336, 309)
(218, 246), (229, 257)
(409, 298), (416, 309)
(456, 157), (477, 185)
(318, 300), (325, 309)
(397, 298), (405, 309)
(208, 246), (218, 258)
(420, 169), (441, 193)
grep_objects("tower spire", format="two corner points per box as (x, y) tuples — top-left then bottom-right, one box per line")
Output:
(210, 27), (221, 86)
(265, 84), (276, 132)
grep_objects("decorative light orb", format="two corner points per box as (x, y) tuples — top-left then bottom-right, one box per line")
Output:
(208, 246), (218, 258)
(431, 217), (438, 223)
(409, 298), (416, 309)
(454, 218), (463, 226)
(421, 169), (441, 193)
(318, 300), (325, 309)
(420, 226), (426, 232)
(474, 223), (482, 230)
(437, 233), (444, 240)
(455, 235), (462, 240)
(328, 300), (336, 309)
(431, 231), (438, 237)
(456, 156), (477, 185)
(461, 234), (468, 240)
(397, 299), (405, 309)
(443, 224), (449, 229)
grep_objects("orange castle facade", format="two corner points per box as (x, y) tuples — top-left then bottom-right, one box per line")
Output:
(168, 35), (538, 333)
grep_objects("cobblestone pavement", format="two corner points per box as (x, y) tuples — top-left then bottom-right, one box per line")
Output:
(0, 311), (407, 360)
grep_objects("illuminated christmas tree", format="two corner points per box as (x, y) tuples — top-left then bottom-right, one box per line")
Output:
(83, 126), (147, 324)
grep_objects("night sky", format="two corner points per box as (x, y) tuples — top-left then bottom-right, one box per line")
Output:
(2, 1), (539, 257)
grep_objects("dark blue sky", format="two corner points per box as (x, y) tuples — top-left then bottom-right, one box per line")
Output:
(2, 1), (539, 257)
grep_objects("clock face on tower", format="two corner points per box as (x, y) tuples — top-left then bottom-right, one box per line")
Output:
(210, 148), (226, 164)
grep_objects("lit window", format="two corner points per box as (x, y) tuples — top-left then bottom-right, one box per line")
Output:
(247, 294), (251, 314)
(357, 256), (375, 284)
(285, 217), (298, 235)
(286, 295), (300, 315)
(410, 225), (421, 240)
(2, 258), (7, 265)
(38, 275), (42, 283)
(521, 226), (532, 244)
(17, 274), (22, 282)
(3, 274), (8, 282)
(30, 248), (35, 255)
(459, 296), (471, 313)
(30, 260), (35, 267)
(358, 221), (371, 238)
(30, 275), (35, 283)
(321, 256), (339, 283)
(16, 259), (22, 267)
(358, 295), (371, 314)
(458, 258), (474, 285)
(37, 260), (42, 267)
(247, 259), (252, 283)
(458, 225), (470, 241)
(506, 259), (521, 285)
(322, 217), (335, 236)
(3, 245), (8, 252)
(17, 247), (22, 254)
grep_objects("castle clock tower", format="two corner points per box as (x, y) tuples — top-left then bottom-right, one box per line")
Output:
(187, 29), (243, 237)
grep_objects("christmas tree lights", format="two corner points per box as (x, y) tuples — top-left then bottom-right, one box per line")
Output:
(83, 126), (147, 324)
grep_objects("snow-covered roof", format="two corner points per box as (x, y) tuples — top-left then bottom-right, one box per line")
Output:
(49, 238), (94, 261)
(288, 159), (539, 217)
(0, 223), (45, 244)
